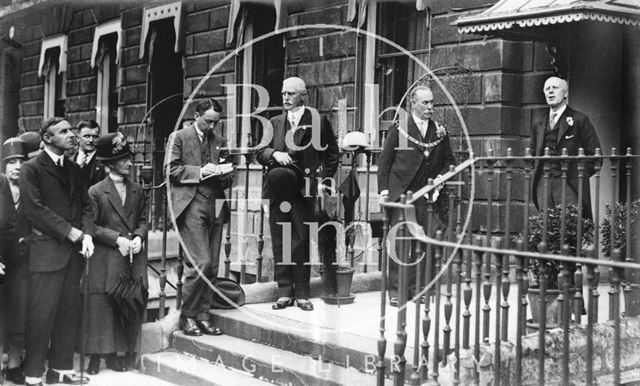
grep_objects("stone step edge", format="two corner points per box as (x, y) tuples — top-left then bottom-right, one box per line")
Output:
(142, 350), (275, 386)
(171, 332), (392, 386)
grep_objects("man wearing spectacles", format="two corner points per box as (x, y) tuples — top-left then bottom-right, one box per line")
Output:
(165, 98), (233, 336)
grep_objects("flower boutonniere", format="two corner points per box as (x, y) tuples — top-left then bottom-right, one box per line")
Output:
(566, 117), (574, 127)
(435, 122), (448, 139)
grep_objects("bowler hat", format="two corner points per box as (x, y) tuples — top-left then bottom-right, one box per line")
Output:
(2, 137), (26, 162)
(211, 278), (245, 309)
(19, 131), (42, 159)
(95, 132), (131, 161)
(263, 164), (303, 199)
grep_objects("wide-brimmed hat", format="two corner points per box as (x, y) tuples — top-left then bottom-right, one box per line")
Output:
(19, 131), (42, 159)
(211, 278), (245, 309)
(2, 137), (26, 162)
(95, 132), (131, 161)
(263, 164), (303, 199)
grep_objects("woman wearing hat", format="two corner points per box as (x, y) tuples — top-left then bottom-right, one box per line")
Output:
(1, 137), (29, 384)
(82, 132), (148, 374)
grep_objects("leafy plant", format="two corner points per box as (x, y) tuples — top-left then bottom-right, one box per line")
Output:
(601, 199), (640, 258)
(527, 204), (595, 290)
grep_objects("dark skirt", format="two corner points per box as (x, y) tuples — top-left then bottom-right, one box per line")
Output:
(82, 294), (130, 354)
(4, 242), (29, 335)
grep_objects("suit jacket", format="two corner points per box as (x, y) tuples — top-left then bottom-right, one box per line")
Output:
(256, 108), (340, 198)
(88, 176), (148, 293)
(0, 175), (16, 262)
(73, 152), (105, 188)
(19, 151), (95, 272)
(378, 116), (456, 203)
(530, 105), (601, 217)
(164, 124), (232, 220)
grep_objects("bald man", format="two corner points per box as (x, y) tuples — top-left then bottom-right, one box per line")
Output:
(257, 77), (339, 311)
(530, 76), (601, 219)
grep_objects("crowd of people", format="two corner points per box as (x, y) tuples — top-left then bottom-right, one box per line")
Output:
(0, 73), (600, 385)
(0, 119), (147, 385)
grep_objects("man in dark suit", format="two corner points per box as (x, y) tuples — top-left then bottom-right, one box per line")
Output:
(378, 84), (456, 307)
(530, 76), (601, 219)
(19, 117), (95, 386)
(256, 77), (340, 311)
(165, 99), (232, 336)
(73, 120), (105, 188)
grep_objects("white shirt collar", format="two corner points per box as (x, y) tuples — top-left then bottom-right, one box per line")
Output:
(44, 147), (65, 167)
(109, 171), (125, 183)
(78, 149), (96, 164)
(550, 104), (567, 119)
(287, 106), (306, 127)
(412, 114), (429, 137)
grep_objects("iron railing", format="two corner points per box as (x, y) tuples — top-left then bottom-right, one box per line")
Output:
(378, 148), (640, 385)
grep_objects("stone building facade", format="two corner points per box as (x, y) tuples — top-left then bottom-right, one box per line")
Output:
(0, 0), (580, 276)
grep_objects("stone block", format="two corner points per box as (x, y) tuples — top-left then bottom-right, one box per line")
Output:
(463, 105), (524, 136)
(287, 38), (320, 63)
(68, 27), (93, 46)
(521, 72), (549, 105)
(208, 51), (235, 74)
(323, 32), (357, 59)
(67, 46), (83, 63)
(430, 40), (526, 74)
(123, 64), (147, 85)
(193, 0), (227, 12)
(20, 85), (43, 102)
(66, 95), (91, 112)
(482, 73), (523, 105)
(191, 29), (226, 55)
(121, 104), (147, 124)
(431, 14), (481, 46)
(316, 84), (354, 112)
(196, 73), (234, 97)
(19, 116), (42, 132)
(461, 168), (529, 202)
(291, 6), (343, 38)
(67, 61), (92, 80)
(121, 46), (140, 67)
(120, 84), (145, 104)
(22, 41), (40, 57)
(431, 72), (483, 107)
(125, 27), (141, 47)
(340, 57), (355, 84)
(209, 5), (229, 29)
(122, 7), (142, 29)
(19, 101), (42, 116)
(184, 54), (209, 77)
(21, 56), (39, 72)
(21, 72), (40, 87)
(185, 11), (210, 34)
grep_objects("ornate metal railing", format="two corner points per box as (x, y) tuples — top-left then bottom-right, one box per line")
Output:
(378, 148), (640, 386)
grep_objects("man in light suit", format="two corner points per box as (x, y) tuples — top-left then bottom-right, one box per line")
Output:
(256, 77), (340, 311)
(73, 120), (105, 188)
(530, 76), (601, 219)
(378, 84), (456, 307)
(20, 117), (95, 386)
(165, 99), (232, 336)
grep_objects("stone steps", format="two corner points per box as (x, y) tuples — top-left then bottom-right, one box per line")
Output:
(142, 350), (275, 386)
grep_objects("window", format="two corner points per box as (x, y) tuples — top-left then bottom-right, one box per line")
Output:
(39, 35), (68, 119)
(92, 19), (122, 133)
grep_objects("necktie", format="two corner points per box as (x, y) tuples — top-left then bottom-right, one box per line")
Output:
(550, 112), (558, 129)
(77, 152), (86, 167)
(56, 158), (63, 168)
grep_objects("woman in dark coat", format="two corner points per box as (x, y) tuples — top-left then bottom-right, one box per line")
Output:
(83, 132), (148, 374)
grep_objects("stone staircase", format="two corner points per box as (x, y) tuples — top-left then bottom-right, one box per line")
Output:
(140, 301), (396, 385)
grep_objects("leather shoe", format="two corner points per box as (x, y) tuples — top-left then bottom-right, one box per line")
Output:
(295, 299), (314, 311)
(86, 355), (101, 375)
(197, 320), (223, 336)
(5, 366), (26, 384)
(45, 369), (88, 385)
(105, 355), (126, 372)
(389, 296), (399, 307)
(272, 297), (294, 310)
(180, 316), (202, 336)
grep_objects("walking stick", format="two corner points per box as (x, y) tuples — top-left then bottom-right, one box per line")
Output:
(80, 249), (89, 385)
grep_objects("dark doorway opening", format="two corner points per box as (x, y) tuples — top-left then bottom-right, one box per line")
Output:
(148, 18), (184, 229)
